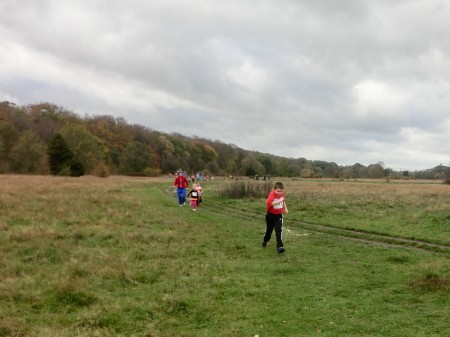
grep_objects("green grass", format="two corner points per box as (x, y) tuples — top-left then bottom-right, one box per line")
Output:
(0, 176), (449, 336)
(229, 179), (450, 245)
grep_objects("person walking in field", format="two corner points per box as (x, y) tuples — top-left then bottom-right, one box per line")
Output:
(195, 181), (203, 206)
(262, 181), (288, 253)
(174, 171), (189, 206)
(187, 183), (199, 211)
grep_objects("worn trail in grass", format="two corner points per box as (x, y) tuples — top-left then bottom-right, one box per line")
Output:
(208, 202), (450, 254)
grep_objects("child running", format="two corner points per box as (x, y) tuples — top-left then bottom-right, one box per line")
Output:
(195, 182), (203, 206)
(262, 181), (289, 253)
(187, 184), (200, 211)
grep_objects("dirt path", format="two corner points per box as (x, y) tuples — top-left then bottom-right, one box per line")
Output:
(163, 185), (450, 254)
(211, 203), (450, 254)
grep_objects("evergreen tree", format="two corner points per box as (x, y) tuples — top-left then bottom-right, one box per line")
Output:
(68, 157), (86, 177)
(47, 133), (74, 175)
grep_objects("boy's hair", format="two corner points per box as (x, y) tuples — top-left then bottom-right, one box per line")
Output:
(274, 182), (284, 190)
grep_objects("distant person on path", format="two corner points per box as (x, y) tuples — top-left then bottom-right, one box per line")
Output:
(174, 171), (189, 206)
(195, 182), (203, 206)
(262, 181), (289, 253)
(187, 184), (200, 211)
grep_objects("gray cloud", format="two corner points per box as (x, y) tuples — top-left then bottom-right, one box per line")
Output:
(1, 0), (449, 170)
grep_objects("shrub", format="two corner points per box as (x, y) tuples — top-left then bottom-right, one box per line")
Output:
(219, 179), (272, 199)
(94, 163), (110, 178)
(69, 158), (86, 177)
(144, 167), (161, 177)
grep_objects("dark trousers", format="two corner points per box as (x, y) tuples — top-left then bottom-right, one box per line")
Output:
(264, 212), (283, 248)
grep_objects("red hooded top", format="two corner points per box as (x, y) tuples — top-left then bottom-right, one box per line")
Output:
(265, 190), (286, 214)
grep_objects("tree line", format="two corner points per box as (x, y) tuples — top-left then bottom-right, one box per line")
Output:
(0, 101), (448, 180)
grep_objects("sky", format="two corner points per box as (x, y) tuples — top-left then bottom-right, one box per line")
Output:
(1, 0), (449, 171)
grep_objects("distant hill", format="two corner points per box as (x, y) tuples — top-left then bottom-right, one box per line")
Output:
(1, 101), (448, 180)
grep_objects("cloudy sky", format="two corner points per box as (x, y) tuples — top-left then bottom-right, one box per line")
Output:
(1, 0), (449, 171)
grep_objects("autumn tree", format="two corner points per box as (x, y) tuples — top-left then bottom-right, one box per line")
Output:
(23, 103), (79, 142)
(300, 168), (312, 178)
(10, 130), (48, 173)
(368, 163), (384, 178)
(0, 120), (19, 171)
(119, 141), (153, 174)
(60, 124), (107, 173)
(276, 158), (297, 177)
(241, 154), (265, 176)
(86, 115), (133, 170)
(156, 135), (175, 171)
(256, 154), (274, 175)
(186, 141), (218, 172)
(199, 143), (218, 163)
(210, 140), (237, 170)
(165, 135), (190, 172)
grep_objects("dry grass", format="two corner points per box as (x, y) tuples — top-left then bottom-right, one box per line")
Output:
(0, 174), (169, 224)
(0, 174), (169, 191)
(283, 178), (449, 211)
(285, 178), (446, 196)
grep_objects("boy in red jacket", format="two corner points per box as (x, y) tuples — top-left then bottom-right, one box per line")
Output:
(173, 171), (189, 206)
(262, 182), (289, 253)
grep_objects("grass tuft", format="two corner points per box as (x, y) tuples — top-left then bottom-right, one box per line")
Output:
(410, 275), (450, 292)
(50, 286), (97, 309)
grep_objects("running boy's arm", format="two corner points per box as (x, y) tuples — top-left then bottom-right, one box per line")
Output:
(269, 196), (285, 207)
(266, 193), (275, 208)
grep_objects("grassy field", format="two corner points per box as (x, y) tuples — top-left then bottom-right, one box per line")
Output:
(0, 175), (449, 337)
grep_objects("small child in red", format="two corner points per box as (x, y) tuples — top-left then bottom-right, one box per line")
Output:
(262, 181), (289, 253)
(187, 184), (199, 211)
(195, 182), (203, 206)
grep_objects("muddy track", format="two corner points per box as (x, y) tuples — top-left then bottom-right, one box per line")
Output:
(163, 186), (450, 254)
(209, 203), (450, 254)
